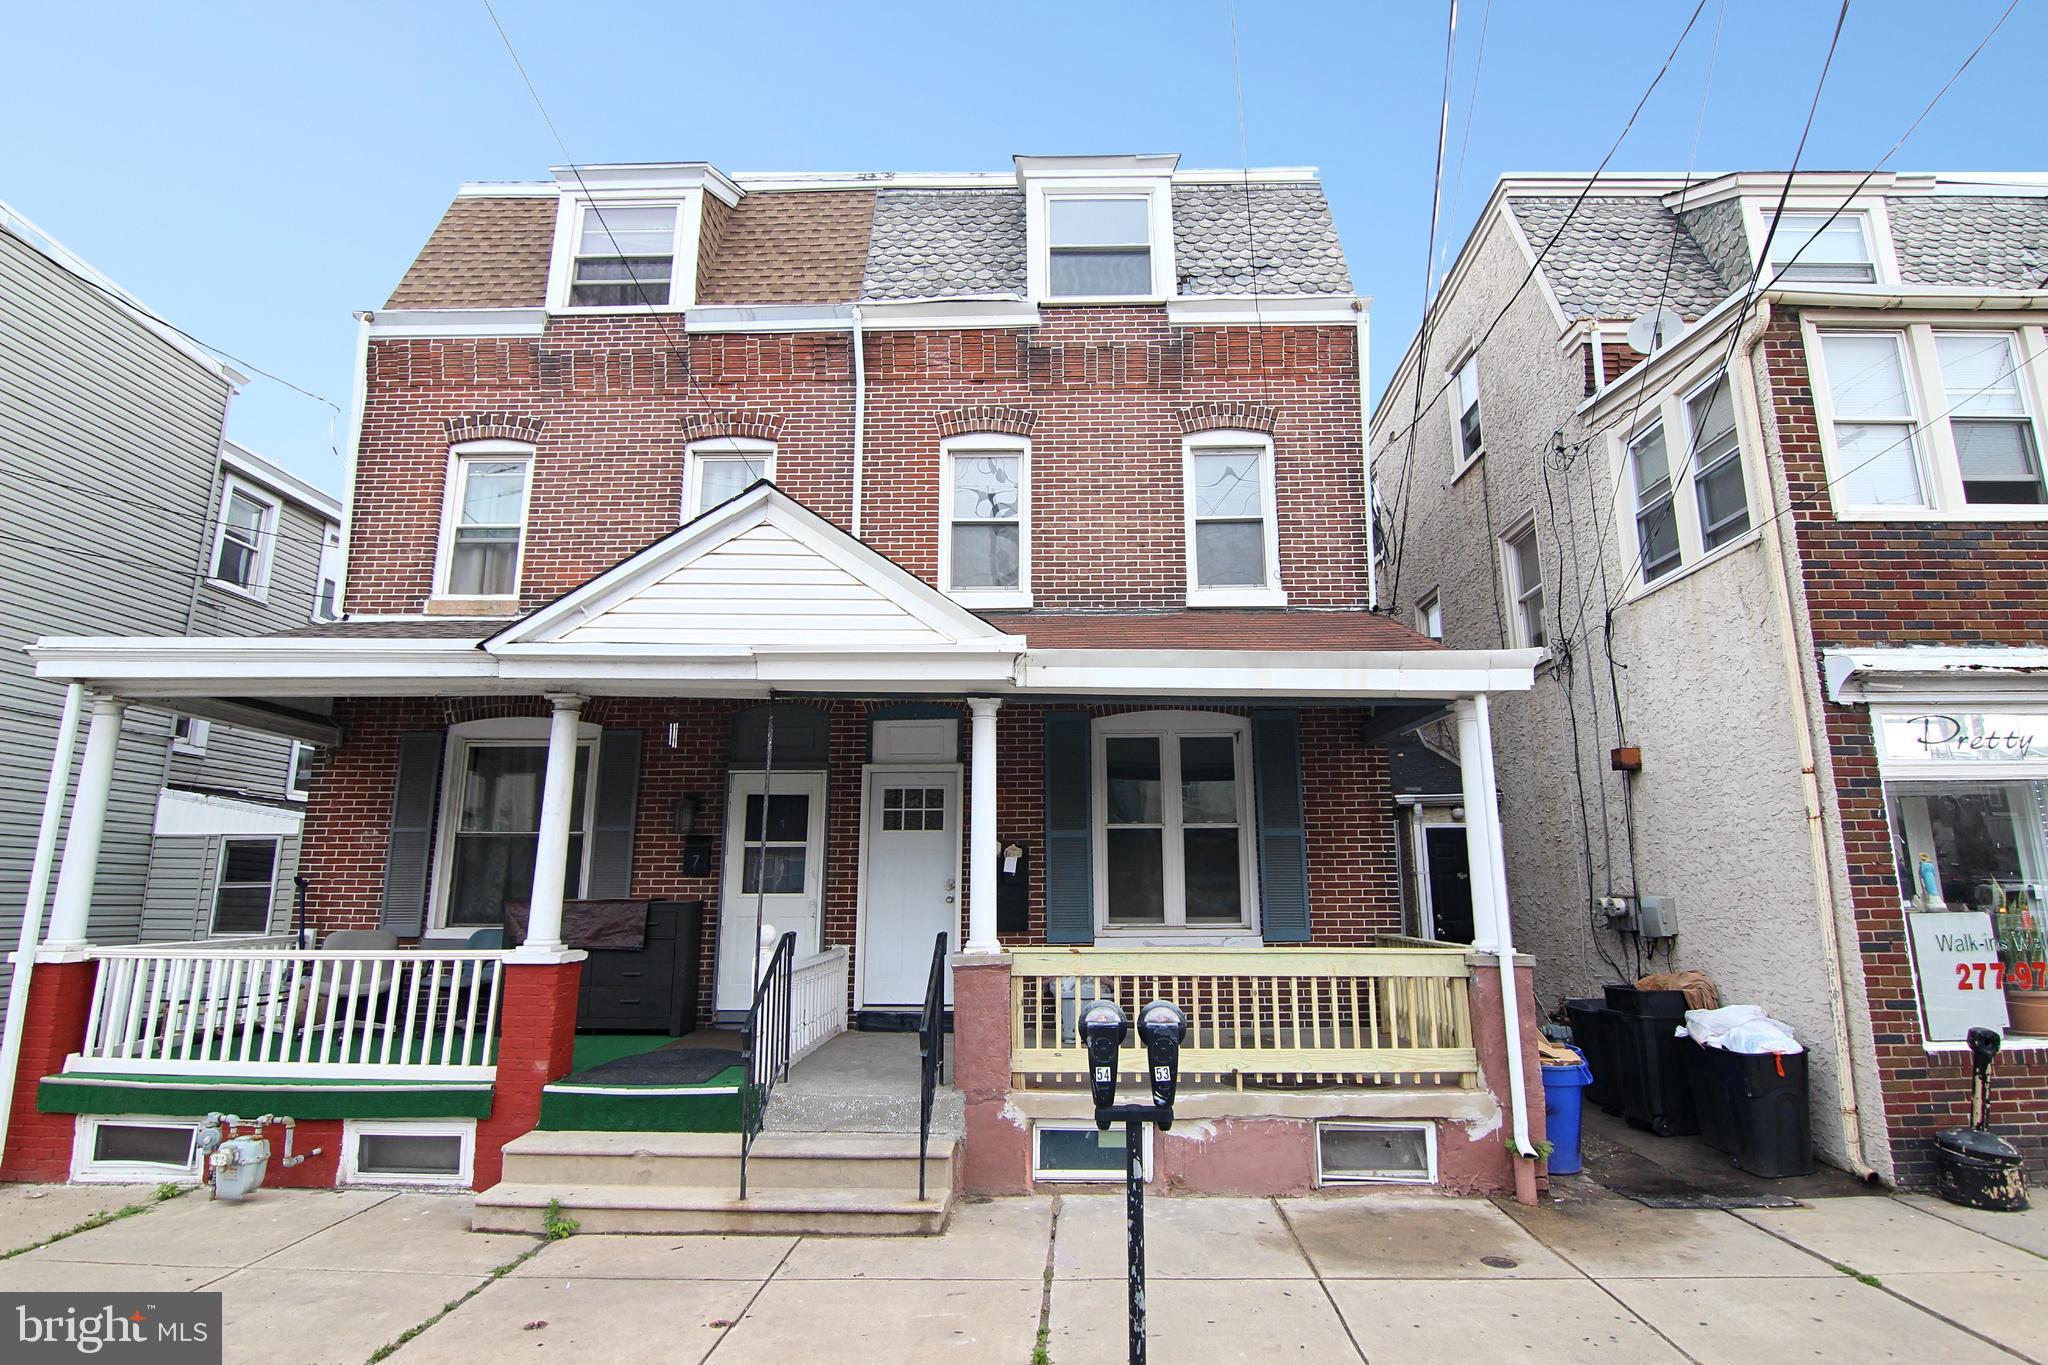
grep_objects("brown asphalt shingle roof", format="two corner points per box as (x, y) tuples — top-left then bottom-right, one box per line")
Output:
(695, 190), (876, 305)
(385, 196), (557, 309)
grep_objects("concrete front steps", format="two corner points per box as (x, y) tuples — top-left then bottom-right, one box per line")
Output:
(472, 1129), (958, 1235)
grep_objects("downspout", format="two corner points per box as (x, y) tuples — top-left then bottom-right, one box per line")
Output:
(1356, 301), (1377, 610)
(336, 311), (373, 615)
(0, 682), (86, 1169)
(849, 305), (867, 540)
(1734, 297), (1878, 1182)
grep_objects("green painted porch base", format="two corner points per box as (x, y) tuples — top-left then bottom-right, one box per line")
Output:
(38, 1073), (493, 1121)
(538, 1069), (751, 1132)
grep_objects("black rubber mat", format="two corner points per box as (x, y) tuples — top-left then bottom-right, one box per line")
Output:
(564, 1047), (741, 1087)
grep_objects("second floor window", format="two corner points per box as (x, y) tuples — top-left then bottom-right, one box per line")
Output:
(440, 446), (531, 598)
(1047, 197), (1153, 298)
(1937, 332), (2043, 506)
(1687, 375), (1752, 549)
(1454, 355), (1484, 465)
(940, 436), (1029, 603)
(1184, 433), (1283, 605)
(1629, 420), (1681, 582)
(212, 837), (279, 936)
(569, 203), (677, 308)
(210, 478), (278, 594)
(1765, 211), (1876, 284)
(1817, 331), (1926, 510)
(685, 440), (776, 518)
(1501, 522), (1546, 650)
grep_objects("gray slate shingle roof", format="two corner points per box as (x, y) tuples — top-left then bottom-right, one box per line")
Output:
(1887, 196), (2048, 290)
(1172, 184), (1353, 295)
(1508, 196), (1733, 321)
(862, 189), (1028, 300)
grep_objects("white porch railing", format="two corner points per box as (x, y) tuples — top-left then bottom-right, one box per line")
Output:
(788, 946), (849, 1066)
(76, 946), (502, 1082)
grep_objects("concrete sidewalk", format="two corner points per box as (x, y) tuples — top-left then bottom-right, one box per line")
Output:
(2, 1179), (2044, 1363)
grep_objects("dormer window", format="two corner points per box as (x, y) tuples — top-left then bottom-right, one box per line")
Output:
(1766, 211), (1876, 284)
(1048, 198), (1153, 298)
(568, 203), (678, 307)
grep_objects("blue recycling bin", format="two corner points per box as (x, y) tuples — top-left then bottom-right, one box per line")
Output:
(1541, 1046), (1595, 1175)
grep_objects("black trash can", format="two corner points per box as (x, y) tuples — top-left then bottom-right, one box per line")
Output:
(1564, 997), (1621, 1116)
(1605, 985), (1699, 1137)
(1684, 1038), (1813, 1177)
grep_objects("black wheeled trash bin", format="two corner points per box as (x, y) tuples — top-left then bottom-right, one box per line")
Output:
(1564, 997), (1621, 1116)
(1605, 985), (1698, 1137)
(1684, 1037), (1813, 1177)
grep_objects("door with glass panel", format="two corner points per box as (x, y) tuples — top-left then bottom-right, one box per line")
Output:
(1095, 717), (1256, 932)
(716, 771), (828, 1012)
(444, 740), (591, 930)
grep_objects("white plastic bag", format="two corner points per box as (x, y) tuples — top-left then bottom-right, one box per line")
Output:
(1682, 1004), (1764, 1047)
(1720, 1016), (1804, 1055)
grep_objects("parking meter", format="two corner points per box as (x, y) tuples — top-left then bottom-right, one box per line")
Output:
(1137, 1000), (1187, 1119)
(1080, 999), (1129, 1121)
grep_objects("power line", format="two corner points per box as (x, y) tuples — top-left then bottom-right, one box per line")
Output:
(1226, 0), (1265, 329)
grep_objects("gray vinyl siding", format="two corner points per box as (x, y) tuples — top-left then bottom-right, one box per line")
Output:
(0, 228), (234, 987)
(140, 832), (302, 942)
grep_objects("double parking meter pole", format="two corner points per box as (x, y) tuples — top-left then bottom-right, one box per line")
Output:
(1081, 998), (1188, 1365)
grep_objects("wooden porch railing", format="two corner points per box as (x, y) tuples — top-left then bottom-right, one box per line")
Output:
(788, 946), (849, 1067)
(76, 945), (502, 1082)
(1009, 946), (1478, 1089)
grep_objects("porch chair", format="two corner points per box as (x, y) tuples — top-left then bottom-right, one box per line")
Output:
(299, 930), (400, 1058)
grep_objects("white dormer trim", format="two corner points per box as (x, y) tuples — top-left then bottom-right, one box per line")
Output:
(1741, 195), (1901, 288)
(1018, 155), (1178, 306)
(544, 164), (740, 315)
(548, 163), (742, 204)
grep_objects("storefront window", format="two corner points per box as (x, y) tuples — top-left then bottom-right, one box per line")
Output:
(1887, 780), (2048, 916)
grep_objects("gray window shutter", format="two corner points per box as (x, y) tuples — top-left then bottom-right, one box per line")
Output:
(585, 727), (642, 899)
(1043, 711), (1094, 945)
(379, 731), (445, 937)
(1252, 709), (1311, 943)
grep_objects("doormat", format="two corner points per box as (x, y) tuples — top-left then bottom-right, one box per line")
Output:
(565, 1048), (742, 1087)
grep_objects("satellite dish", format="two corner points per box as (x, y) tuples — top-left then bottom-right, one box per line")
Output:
(1626, 307), (1686, 356)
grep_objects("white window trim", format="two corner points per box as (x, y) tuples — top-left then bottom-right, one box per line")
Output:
(1745, 197), (1900, 286)
(1450, 352), (1485, 478)
(1802, 317), (2048, 522)
(432, 440), (536, 604)
(426, 716), (601, 937)
(206, 473), (281, 601)
(1416, 591), (1443, 641)
(1182, 429), (1286, 608)
(71, 1115), (201, 1184)
(1626, 416), (1683, 585)
(1315, 1120), (1438, 1186)
(1024, 178), (1177, 305)
(682, 436), (778, 520)
(545, 195), (698, 314)
(1498, 517), (1547, 652)
(1032, 1120), (1154, 1183)
(1091, 710), (1260, 938)
(1611, 364), (1763, 604)
(171, 716), (211, 757)
(211, 834), (281, 938)
(339, 1118), (476, 1188)
(938, 433), (1032, 608)
(287, 741), (312, 801)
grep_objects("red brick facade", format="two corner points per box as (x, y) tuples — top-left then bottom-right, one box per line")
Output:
(1763, 307), (2048, 1182)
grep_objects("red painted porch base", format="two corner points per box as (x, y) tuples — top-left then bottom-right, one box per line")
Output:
(474, 960), (583, 1190)
(1, 960), (95, 1183)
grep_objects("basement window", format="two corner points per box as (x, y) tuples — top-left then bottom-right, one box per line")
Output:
(340, 1121), (474, 1187)
(73, 1117), (200, 1183)
(1033, 1122), (1153, 1183)
(1316, 1121), (1436, 1185)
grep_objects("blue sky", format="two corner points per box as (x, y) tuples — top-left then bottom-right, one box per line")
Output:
(4, 1), (2037, 491)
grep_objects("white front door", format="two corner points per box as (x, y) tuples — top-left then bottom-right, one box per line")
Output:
(859, 768), (962, 1007)
(716, 770), (829, 1013)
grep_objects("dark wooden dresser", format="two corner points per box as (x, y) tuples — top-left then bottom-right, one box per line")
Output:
(575, 899), (704, 1035)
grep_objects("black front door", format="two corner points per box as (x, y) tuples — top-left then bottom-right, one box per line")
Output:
(1423, 826), (1474, 944)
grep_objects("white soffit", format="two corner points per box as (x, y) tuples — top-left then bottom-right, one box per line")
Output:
(154, 788), (304, 838)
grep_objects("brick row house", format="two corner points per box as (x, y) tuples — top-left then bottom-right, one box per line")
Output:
(5, 155), (1546, 1224)
(1371, 170), (2048, 1186)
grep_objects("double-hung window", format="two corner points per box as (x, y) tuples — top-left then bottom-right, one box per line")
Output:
(1629, 420), (1681, 582)
(1184, 432), (1283, 605)
(1817, 332), (1928, 510)
(439, 444), (532, 598)
(1417, 593), (1443, 641)
(1046, 197), (1154, 298)
(212, 837), (279, 935)
(1937, 332), (2044, 506)
(684, 439), (775, 518)
(1095, 713), (1255, 933)
(1453, 356), (1484, 466)
(1766, 211), (1877, 284)
(438, 728), (594, 930)
(1686, 374), (1752, 549)
(568, 203), (677, 307)
(940, 435), (1029, 605)
(210, 477), (278, 595)
(1501, 522), (1546, 650)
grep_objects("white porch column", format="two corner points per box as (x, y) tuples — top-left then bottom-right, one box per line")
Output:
(522, 694), (585, 955)
(45, 694), (127, 949)
(1455, 696), (1509, 953)
(965, 697), (1002, 954)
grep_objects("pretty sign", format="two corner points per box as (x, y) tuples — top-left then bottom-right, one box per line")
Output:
(1879, 712), (2048, 768)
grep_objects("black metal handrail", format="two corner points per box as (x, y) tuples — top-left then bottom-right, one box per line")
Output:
(917, 930), (949, 1201)
(739, 930), (797, 1201)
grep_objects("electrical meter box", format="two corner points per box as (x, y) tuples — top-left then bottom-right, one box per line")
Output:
(1637, 894), (1677, 940)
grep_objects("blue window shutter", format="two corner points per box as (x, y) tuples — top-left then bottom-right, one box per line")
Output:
(379, 731), (445, 937)
(1252, 709), (1310, 943)
(585, 728), (642, 899)
(1043, 711), (1094, 945)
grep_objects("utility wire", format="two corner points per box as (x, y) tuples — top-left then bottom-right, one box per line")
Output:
(1226, 0), (1265, 328)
